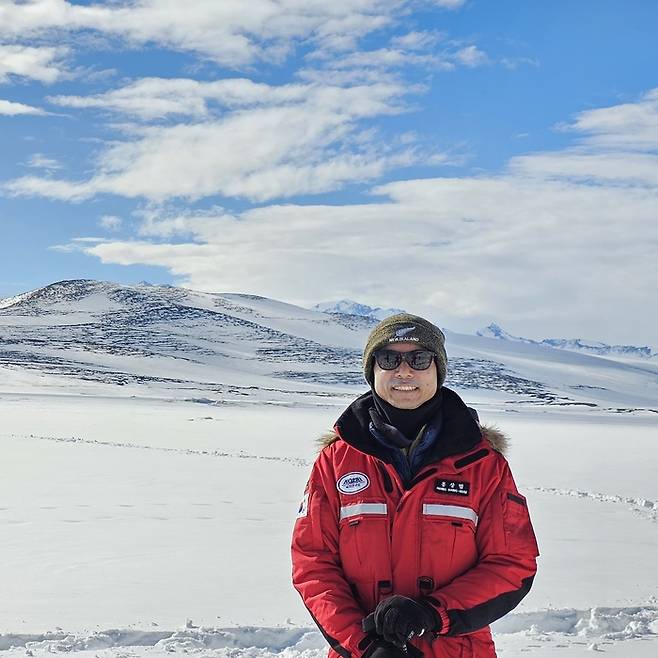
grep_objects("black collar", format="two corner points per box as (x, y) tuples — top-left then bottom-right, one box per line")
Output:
(334, 387), (482, 465)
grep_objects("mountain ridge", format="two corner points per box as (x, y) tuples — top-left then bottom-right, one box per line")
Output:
(312, 299), (405, 321)
(1, 280), (656, 413)
(477, 322), (655, 360)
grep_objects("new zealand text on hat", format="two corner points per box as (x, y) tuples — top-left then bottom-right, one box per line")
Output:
(363, 313), (448, 386)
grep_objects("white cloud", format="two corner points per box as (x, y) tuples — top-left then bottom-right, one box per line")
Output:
(431, 0), (466, 8)
(49, 244), (78, 253)
(508, 87), (658, 186)
(74, 175), (658, 346)
(0, 99), (46, 115)
(390, 31), (442, 51)
(563, 88), (658, 151)
(297, 67), (401, 85)
(49, 236), (109, 252)
(323, 47), (452, 71)
(510, 150), (658, 186)
(99, 215), (123, 231)
(454, 45), (489, 67)
(304, 35), (489, 83)
(64, 90), (658, 346)
(26, 154), (61, 169)
(0, 0), (399, 66)
(0, 45), (68, 84)
(0, 1), (472, 74)
(47, 77), (315, 120)
(7, 80), (425, 202)
(500, 56), (540, 70)
(4, 175), (90, 201)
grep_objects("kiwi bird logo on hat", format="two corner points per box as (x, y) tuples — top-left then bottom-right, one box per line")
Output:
(390, 325), (419, 342)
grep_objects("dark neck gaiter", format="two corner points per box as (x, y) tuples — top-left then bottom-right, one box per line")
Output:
(372, 388), (443, 442)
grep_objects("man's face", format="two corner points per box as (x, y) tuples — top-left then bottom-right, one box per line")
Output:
(373, 342), (438, 409)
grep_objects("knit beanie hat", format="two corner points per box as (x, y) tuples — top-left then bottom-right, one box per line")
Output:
(363, 313), (448, 386)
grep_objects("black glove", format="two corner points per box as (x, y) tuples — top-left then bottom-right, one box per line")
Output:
(363, 595), (439, 648)
(361, 640), (421, 658)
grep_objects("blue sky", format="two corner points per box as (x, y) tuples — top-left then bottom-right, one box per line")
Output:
(1, 0), (657, 346)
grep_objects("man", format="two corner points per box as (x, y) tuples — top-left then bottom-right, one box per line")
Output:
(291, 314), (539, 658)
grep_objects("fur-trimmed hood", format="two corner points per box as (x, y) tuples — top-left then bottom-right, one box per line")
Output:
(480, 424), (509, 454)
(318, 423), (509, 455)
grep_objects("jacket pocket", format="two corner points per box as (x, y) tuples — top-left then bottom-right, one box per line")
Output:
(420, 503), (478, 587)
(338, 501), (389, 581)
(503, 491), (539, 556)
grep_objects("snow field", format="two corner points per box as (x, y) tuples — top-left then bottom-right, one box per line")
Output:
(0, 395), (657, 656)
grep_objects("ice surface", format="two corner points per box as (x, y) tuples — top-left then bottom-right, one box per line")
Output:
(0, 395), (657, 657)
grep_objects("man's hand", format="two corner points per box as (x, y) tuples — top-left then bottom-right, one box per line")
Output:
(362, 595), (439, 648)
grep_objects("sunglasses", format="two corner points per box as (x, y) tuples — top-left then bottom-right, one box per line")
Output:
(374, 349), (436, 371)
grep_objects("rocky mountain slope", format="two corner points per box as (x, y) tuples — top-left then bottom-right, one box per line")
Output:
(1, 280), (656, 412)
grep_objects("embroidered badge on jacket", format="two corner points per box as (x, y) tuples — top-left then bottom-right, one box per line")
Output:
(337, 472), (370, 495)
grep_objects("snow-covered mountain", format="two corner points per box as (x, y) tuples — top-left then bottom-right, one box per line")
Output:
(313, 299), (405, 321)
(540, 337), (654, 358)
(476, 323), (524, 343)
(0, 279), (370, 405)
(477, 322), (655, 359)
(1, 280), (657, 412)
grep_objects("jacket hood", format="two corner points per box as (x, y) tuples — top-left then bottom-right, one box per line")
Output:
(480, 424), (509, 454)
(318, 387), (509, 458)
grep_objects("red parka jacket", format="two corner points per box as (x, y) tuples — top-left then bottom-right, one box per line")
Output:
(292, 388), (539, 658)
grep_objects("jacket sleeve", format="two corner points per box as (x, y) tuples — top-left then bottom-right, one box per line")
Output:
(291, 451), (371, 658)
(428, 459), (539, 636)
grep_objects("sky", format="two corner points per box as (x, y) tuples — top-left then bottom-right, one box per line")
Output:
(1, 0), (657, 348)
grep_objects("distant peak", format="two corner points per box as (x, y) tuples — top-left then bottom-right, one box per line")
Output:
(476, 323), (525, 342)
(477, 323), (654, 358)
(313, 299), (405, 321)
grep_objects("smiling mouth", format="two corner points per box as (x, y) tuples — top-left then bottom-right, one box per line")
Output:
(392, 385), (418, 391)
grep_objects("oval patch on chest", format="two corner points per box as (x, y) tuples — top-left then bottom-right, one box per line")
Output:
(337, 472), (370, 495)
